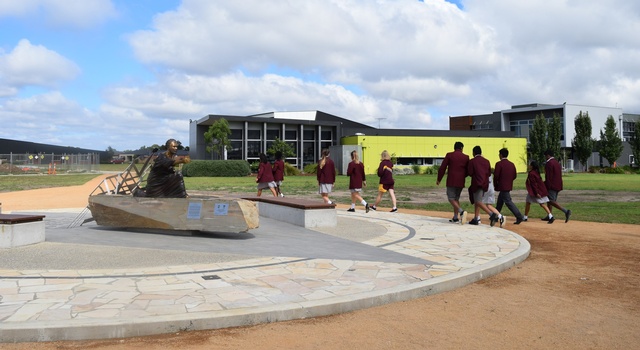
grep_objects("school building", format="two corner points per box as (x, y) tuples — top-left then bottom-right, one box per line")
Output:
(189, 111), (528, 174)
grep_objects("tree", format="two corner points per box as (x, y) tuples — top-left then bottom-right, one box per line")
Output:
(529, 113), (548, 167)
(266, 137), (295, 159)
(598, 115), (624, 167)
(630, 120), (640, 167)
(204, 118), (231, 160)
(573, 111), (594, 172)
(548, 112), (563, 163)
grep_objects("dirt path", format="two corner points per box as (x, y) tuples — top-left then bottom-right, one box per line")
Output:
(2, 181), (640, 349)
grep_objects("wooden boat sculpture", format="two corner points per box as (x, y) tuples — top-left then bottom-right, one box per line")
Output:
(85, 152), (258, 234)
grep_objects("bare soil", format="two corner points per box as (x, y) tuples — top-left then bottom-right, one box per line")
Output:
(2, 178), (640, 349)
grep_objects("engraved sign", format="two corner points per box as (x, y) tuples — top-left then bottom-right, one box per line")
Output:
(187, 202), (202, 219)
(214, 203), (229, 216)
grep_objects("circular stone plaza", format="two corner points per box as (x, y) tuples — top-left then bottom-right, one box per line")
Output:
(0, 204), (529, 343)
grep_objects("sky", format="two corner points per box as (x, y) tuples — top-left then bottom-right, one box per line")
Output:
(1, 0), (639, 152)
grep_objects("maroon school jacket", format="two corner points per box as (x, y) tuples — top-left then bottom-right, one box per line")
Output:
(494, 158), (518, 192)
(437, 149), (469, 188)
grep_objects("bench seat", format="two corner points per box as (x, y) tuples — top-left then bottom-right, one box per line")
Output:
(0, 214), (46, 248)
(243, 197), (336, 228)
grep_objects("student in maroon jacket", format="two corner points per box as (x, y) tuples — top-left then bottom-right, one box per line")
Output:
(317, 148), (336, 204)
(436, 141), (469, 224)
(256, 153), (277, 197)
(494, 148), (525, 224)
(371, 150), (397, 212)
(524, 159), (554, 223)
(544, 149), (571, 222)
(467, 146), (502, 225)
(272, 151), (285, 197)
(346, 150), (369, 212)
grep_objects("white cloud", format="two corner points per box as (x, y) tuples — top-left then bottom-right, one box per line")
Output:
(4, 0), (640, 151)
(0, 39), (81, 91)
(0, 0), (117, 28)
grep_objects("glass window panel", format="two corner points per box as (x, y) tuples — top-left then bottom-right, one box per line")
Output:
(303, 141), (315, 165)
(285, 130), (297, 140)
(247, 141), (261, 157)
(228, 141), (242, 159)
(267, 129), (280, 140)
(230, 129), (242, 139)
(247, 130), (261, 139)
(320, 130), (332, 140)
(303, 130), (315, 140)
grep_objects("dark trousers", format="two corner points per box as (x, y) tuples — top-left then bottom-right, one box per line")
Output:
(496, 191), (523, 219)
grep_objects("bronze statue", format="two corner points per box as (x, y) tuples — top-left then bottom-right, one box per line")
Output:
(144, 139), (190, 198)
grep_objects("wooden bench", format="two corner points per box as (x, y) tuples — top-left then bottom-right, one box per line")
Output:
(243, 197), (337, 228)
(0, 214), (46, 248)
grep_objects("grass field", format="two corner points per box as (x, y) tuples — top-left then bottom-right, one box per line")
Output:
(1, 171), (639, 225)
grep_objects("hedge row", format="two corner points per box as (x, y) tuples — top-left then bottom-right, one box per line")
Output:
(182, 160), (251, 177)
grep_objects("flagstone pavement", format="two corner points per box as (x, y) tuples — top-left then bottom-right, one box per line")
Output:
(0, 208), (529, 343)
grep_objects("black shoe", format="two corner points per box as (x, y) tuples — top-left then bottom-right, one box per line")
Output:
(565, 210), (571, 223)
(541, 215), (550, 221)
(499, 215), (505, 228)
(370, 205), (377, 211)
(514, 218), (523, 225)
(449, 218), (459, 223)
(365, 203), (370, 213)
(547, 216), (555, 224)
(489, 213), (497, 227)
(468, 218), (481, 225)
(390, 208), (398, 212)
(347, 208), (355, 212)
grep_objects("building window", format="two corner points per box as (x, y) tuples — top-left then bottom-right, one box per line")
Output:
(285, 130), (297, 140)
(303, 129), (315, 141)
(247, 129), (261, 140)
(303, 142), (315, 166)
(320, 129), (333, 151)
(228, 128), (243, 160)
(247, 128), (262, 159)
(228, 141), (242, 159)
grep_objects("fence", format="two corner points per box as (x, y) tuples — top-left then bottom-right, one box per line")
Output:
(0, 153), (100, 175)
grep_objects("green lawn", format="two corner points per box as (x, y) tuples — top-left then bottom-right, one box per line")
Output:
(1, 172), (639, 225)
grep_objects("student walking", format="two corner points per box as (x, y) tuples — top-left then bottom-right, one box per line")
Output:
(494, 148), (525, 224)
(544, 149), (571, 222)
(346, 150), (369, 212)
(317, 148), (336, 204)
(436, 141), (469, 224)
(524, 160), (554, 223)
(467, 146), (503, 226)
(273, 151), (285, 197)
(256, 153), (277, 197)
(371, 150), (397, 212)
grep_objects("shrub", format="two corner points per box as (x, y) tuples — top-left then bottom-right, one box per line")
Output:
(603, 166), (625, 174)
(411, 164), (421, 174)
(183, 160), (251, 177)
(303, 163), (317, 174)
(249, 161), (260, 173)
(284, 162), (301, 176)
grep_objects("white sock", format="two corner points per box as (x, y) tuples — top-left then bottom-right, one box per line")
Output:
(361, 200), (367, 206)
(549, 213), (553, 218)
(327, 200), (333, 204)
(350, 204), (355, 209)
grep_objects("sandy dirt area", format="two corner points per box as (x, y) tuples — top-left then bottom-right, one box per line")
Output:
(1, 177), (639, 349)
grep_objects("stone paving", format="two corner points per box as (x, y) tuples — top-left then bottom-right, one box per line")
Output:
(0, 210), (529, 342)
